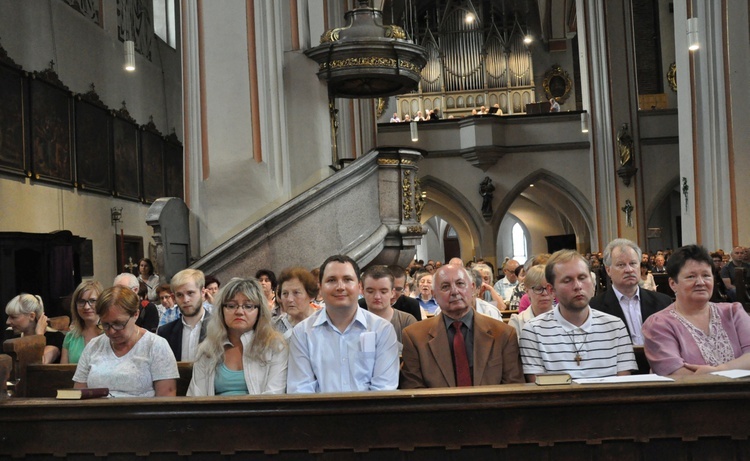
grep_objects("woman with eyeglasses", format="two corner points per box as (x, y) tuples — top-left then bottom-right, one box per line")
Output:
(5, 294), (65, 364)
(60, 280), (104, 364)
(187, 278), (288, 396)
(73, 286), (178, 397)
(643, 245), (750, 376)
(509, 265), (554, 340)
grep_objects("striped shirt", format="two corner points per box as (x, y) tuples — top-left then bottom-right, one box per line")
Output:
(519, 306), (637, 379)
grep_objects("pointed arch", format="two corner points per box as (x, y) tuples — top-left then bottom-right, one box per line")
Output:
(491, 168), (596, 248)
(419, 175), (486, 259)
(644, 175), (680, 225)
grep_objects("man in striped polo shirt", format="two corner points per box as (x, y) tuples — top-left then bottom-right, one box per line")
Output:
(519, 250), (637, 382)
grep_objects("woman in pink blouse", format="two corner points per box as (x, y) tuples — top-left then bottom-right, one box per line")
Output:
(642, 245), (750, 376)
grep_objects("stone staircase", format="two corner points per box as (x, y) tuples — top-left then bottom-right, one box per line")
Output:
(187, 147), (426, 280)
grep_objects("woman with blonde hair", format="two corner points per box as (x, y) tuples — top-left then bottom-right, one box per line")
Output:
(5, 294), (66, 364)
(61, 280), (104, 364)
(509, 265), (554, 340)
(187, 278), (288, 396)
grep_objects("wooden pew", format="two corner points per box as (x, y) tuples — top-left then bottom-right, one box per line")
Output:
(4, 335), (194, 397)
(25, 361), (194, 397)
(2, 376), (750, 458)
(735, 266), (750, 312)
(0, 354), (11, 398)
(2, 335), (45, 397)
(47, 315), (71, 332)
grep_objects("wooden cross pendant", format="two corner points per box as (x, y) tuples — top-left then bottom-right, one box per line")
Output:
(575, 353), (582, 366)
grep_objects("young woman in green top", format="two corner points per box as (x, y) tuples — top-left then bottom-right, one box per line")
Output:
(60, 280), (104, 364)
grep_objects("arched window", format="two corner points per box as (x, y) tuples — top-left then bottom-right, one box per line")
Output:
(153, 0), (176, 48)
(512, 222), (527, 264)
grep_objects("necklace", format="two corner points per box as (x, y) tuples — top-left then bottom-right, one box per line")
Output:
(566, 329), (588, 366)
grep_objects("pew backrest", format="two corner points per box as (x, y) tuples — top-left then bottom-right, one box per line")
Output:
(24, 361), (194, 397)
(0, 354), (12, 398)
(2, 335), (46, 397)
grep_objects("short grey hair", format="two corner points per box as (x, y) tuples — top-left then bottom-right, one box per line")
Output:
(113, 272), (139, 291)
(602, 238), (642, 267)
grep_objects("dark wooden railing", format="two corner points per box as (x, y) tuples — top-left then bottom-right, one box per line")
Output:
(2, 376), (750, 458)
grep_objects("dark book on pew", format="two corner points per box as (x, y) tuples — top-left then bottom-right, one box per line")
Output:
(535, 373), (572, 386)
(56, 388), (110, 400)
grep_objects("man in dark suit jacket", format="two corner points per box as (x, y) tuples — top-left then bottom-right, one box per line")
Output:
(590, 239), (672, 347)
(157, 269), (211, 361)
(400, 264), (523, 388)
(157, 314), (209, 361)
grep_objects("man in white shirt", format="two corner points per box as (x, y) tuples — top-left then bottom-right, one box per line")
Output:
(589, 239), (671, 346)
(493, 259), (520, 305)
(287, 255), (399, 393)
(520, 249), (636, 382)
(157, 269), (210, 361)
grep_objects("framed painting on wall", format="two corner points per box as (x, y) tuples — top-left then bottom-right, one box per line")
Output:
(0, 63), (29, 178)
(75, 96), (112, 194)
(115, 234), (144, 276)
(163, 136), (183, 200)
(112, 113), (140, 201)
(141, 126), (164, 203)
(29, 76), (74, 186)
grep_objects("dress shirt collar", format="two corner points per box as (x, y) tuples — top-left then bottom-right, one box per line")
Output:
(442, 307), (474, 331)
(181, 308), (206, 328)
(612, 285), (640, 302)
(313, 306), (368, 333)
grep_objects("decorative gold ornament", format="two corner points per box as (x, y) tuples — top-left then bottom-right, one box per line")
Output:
(378, 158), (400, 165)
(320, 57), (421, 73)
(406, 225), (423, 234)
(384, 25), (407, 40)
(402, 170), (412, 220)
(542, 64), (573, 104)
(376, 97), (386, 118)
(667, 62), (677, 92)
(414, 177), (425, 221)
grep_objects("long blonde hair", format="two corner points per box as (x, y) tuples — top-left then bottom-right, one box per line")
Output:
(196, 278), (286, 368)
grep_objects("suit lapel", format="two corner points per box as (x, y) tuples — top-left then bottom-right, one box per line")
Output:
(472, 315), (493, 385)
(427, 315), (456, 387)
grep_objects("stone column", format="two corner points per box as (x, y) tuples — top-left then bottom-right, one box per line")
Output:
(582, 0), (643, 245)
(368, 147), (426, 267)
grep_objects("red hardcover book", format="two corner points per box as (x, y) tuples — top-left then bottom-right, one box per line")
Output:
(56, 388), (110, 399)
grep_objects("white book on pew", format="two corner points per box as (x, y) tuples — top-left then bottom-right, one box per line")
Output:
(573, 374), (674, 384)
(710, 369), (750, 379)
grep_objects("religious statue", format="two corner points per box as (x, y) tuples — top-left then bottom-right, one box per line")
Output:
(479, 177), (495, 219)
(682, 177), (689, 212)
(621, 199), (634, 228)
(617, 123), (634, 166)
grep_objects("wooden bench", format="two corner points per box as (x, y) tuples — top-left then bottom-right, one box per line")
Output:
(2, 335), (45, 397)
(4, 334), (193, 397)
(0, 354), (11, 398)
(2, 376), (750, 458)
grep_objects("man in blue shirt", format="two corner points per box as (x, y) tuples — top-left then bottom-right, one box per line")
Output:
(287, 255), (399, 393)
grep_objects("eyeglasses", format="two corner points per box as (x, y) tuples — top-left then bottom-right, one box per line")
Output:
(97, 316), (133, 331)
(393, 287), (405, 292)
(76, 298), (97, 307)
(222, 303), (259, 312)
(530, 286), (550, 295)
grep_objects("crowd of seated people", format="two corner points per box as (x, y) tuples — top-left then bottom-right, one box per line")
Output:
(4, 242), (750, 398)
